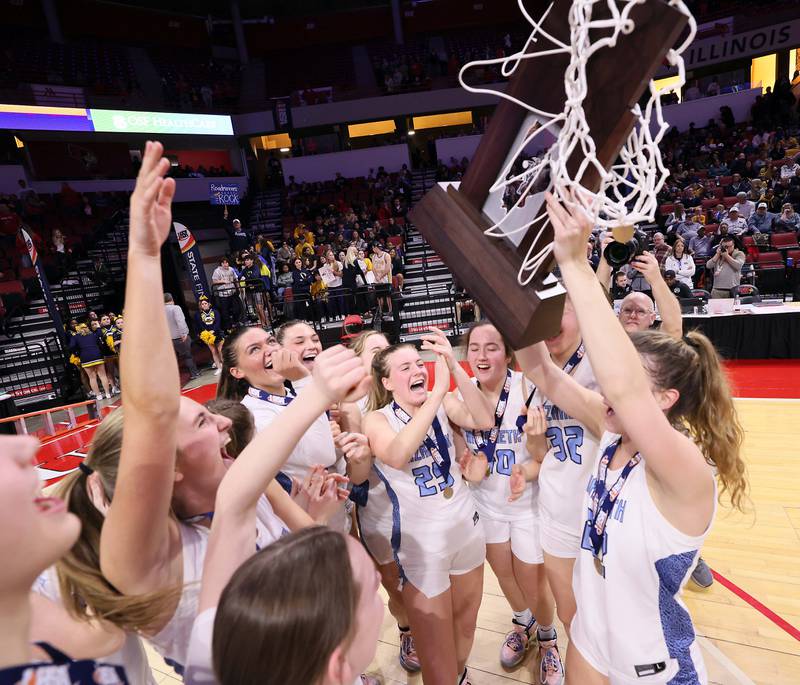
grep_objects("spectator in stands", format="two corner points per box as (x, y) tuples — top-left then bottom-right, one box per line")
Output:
(774, 202), (800, 233)
(276, 262), (294, 298)
(212, 256), (239, 329)
(709, 203), (726, 224)
(292, 256), (313, 320)
(707, 237), (745, 298)
(733, 192), (755, 220)
(724, 207), (748, 235)
(781, 159), (800, 179)
(688, 224), (713, 259)
(747, 202), (775, 234)
(322, 249), (345, 320)
(195, 295), (224, 375)
(665, 202), (687, 227)
(277, 240), (294, 264)
(664, 239), (695, 287)
(238, 254), (269, 326)
(342, 246), (366, 314)
(610, 271), (632, 300)
(389, 247), (405, 291)
(651, 232), (672, 266)
(164, 292), (200, 381)
(725, 173), (749, 196)
(664, 270), (694, 299)
(684, 80), (701, 101)
(371, 242), (393, 315)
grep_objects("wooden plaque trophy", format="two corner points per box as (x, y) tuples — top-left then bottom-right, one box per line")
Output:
(409, 0), (689, 348)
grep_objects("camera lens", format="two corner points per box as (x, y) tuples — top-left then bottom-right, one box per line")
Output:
(604, 240), (633, 267)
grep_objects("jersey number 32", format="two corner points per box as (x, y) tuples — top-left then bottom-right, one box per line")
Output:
(545, 426), (584, 465)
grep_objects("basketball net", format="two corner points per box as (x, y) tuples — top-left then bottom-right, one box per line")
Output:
(459, 0), (696, 285)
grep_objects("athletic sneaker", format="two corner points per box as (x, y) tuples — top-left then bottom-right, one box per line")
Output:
(96, 393), (105, 401)
(500, 618), (535, 669)
(110, 386), (120, 396)
(360, 675), (381, 685)
(398, 629), (420, 672)
(690, 556), (714, 589)
(537, 638), (564, 685)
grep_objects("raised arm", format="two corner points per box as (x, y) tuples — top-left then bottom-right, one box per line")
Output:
(545, 192), (713, 507)
(515, 341), (606, 439)
(631, 252), (683, 340)
(200, 345), (369, 611)
(421, 327), (494, 430)
(100, 141), (179, 595)
(364, 355), (450, 469)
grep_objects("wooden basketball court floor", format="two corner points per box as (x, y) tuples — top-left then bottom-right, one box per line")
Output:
(31, 372), (800, 684)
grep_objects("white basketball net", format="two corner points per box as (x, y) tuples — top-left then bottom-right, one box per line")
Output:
(459, 0), (697, 285)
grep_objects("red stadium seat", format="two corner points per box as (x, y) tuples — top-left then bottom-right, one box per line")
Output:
(756, 251), (784, 266)
(388, 236), (403, 248)
(722, 196), (738, 208)
(786, 249), (800, 264)
(659, 203), (674, 216)
(771, 232), (800, 251)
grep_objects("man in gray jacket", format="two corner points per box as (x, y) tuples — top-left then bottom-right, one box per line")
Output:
(165, 292), (200, 380)
(706, 237), (745, 298)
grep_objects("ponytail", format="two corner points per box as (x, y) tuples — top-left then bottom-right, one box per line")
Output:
(54, 409), (181, 631)
(630, 330), (748, 512)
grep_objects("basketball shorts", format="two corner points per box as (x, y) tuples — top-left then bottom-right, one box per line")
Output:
(357, 505), (394, 566)
(399, 513), (486, 599)
(539, 509), (581, 559)
(482, 513), (543, 565)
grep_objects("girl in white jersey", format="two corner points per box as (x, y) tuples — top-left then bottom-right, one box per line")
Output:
(0, 435), (129, 685)
(457, 322), (563, 683)
(184, 344), (381, 685)
(515, 193), (747, 684)
(52, 142), (343, 673)
(341, 331), (421, 674)
(363, 332), (495, 685)
(216, 326), (371, 533)
(532, 297), (601, 638)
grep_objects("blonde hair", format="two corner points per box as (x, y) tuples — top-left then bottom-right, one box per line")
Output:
(345, 245), (358, 267)
(54, 408), (181, 631)
(348, 330), (386, 357)
(366, 343), (414, 412)
(630, 330), (748, 511)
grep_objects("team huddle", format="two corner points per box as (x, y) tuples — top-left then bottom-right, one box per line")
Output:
(3, 142), (749, 685)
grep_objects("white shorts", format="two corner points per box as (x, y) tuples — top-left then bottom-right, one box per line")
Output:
(571, 609), (709, 684)
(399, 514), (486, 599)
(482, 514), (543, 565)
(539, 509), (581, 559)
(357, 506), (394, 566)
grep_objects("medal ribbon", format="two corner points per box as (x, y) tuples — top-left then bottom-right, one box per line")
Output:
(248, 386), (295, 406)
(468, 369), (512, 464)
(392, 401), (452, 481)
(516, 341), (586, 432)
(587, 437), (641, 561)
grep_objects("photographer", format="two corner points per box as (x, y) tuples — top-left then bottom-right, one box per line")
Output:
(707, 237), (745, 299)
(597, 236), (682, 339)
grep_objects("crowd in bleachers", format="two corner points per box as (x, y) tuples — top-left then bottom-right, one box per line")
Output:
(209, 167), (414, 332)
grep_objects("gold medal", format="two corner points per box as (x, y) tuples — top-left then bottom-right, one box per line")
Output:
(443, 487), (454, 499)
(594, 556), (605, 578)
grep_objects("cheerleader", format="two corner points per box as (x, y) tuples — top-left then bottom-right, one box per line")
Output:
(0, 435), (130, 684)
(69, 323), (113, 400)
(362, 329), (495, 684)
(195, 295), (224, 375)
(99, 314), (120, 394)
(457, 322), (563, 681)
(515, 193), (747, 684)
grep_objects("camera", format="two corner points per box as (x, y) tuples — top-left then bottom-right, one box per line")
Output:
(603, 230), (647, 267)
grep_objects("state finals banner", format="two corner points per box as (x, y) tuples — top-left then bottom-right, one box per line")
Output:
(173, 222), (211, 304)
(20, 228), (67, 346)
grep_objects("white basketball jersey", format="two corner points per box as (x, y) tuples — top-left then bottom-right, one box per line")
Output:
(534, 347), (600, 536)
(572, 432), (713, 682)
(150, 495), (287, 669)
(241, 391), (344, 480)
(461, 370), (538, 521)
(373, 402), (477, 558)
(33, 569), (156, 685)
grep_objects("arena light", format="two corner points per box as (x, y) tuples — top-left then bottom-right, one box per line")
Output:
(408, 129), (416, 136)
(412, 111), (473, 131)
(347, 120), (396, 138)
(280, 147), (290, 152)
